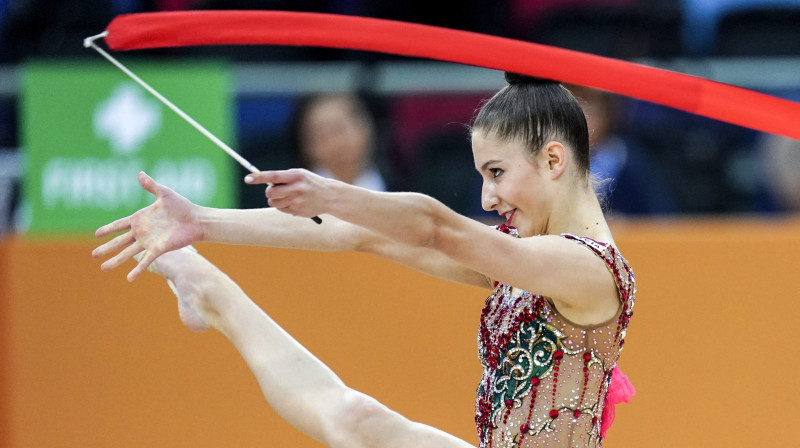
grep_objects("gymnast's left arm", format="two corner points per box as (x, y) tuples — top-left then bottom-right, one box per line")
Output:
(248, 169), (463, 252)
(248, 169), (608, 304)
(94, 170), (490, 287)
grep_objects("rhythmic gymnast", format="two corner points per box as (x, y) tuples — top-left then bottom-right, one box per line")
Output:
(94, 72), (635, 448)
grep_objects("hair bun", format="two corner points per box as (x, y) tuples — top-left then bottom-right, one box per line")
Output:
(504, 72), (560, 86)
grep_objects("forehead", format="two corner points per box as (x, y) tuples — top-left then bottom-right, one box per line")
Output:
(306, 97), (353, 122)
(471, 129), (529, 167)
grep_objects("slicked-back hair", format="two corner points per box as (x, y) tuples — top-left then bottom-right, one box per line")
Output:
(471, 75), (590, 177)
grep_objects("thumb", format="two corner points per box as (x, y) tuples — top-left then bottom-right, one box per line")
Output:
(138, 171), (164, 198)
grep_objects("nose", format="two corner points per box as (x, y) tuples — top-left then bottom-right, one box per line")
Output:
(481, 181), (498, 212)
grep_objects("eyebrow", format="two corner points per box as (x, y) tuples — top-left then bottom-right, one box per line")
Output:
(480, 159), (502, 171)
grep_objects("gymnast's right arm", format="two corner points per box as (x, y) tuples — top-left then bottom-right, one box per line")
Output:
(93, 171), (490, 288)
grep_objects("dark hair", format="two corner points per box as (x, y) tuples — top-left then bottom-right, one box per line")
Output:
(471, 72), (590, 177)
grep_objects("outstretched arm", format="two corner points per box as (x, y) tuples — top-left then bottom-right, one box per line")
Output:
(145, 248), (475, 448)
(93, 171), (489, 288)
(251, 169), (619, 316)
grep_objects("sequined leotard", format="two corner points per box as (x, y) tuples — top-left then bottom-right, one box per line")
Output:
(475, 227), (636, 448)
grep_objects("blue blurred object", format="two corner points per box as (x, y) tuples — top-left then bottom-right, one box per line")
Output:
(236, 96), (297, 143)
(111, 0), (142, 14)
(681, 0), (800, 56)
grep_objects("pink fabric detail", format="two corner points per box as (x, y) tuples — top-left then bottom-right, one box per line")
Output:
(600, 365), (635, 438)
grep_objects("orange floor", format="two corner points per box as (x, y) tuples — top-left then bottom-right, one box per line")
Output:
(2, 216), (799, 447)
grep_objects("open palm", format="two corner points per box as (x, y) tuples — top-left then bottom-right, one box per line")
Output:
(93, 171), (203, 281)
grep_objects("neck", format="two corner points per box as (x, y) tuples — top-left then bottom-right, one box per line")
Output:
(546, 181), (612, 243)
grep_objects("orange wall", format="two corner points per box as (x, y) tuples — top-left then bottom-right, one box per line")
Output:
(0, 236), (9, 448)
(2, 217), (800, 447)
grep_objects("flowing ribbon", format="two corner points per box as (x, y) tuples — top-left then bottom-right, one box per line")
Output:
(103, 11), (800, 141)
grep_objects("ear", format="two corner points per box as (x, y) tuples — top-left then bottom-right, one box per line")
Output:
(542, 141), (568, 180)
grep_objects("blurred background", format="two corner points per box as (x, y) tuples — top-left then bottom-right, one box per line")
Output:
(1, 1), (799, 447)
(1, 0), (800, 232)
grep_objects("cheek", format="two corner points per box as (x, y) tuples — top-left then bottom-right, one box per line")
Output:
(505, 174), (532, 201)
(508, 176), (546, 213)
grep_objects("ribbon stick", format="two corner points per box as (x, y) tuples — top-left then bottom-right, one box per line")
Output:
(100, 10), (800, 141)
(85, 25), (325, 224)
(85, 31), (260, 174)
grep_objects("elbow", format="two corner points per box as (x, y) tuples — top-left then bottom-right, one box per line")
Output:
(422, 200), (465, 256)
(323, 390), (391, 448)
(415, 194), (452, 250)
(353, 193), (456, 255)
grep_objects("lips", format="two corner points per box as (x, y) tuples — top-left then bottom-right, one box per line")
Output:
(504, 209), (516, 226)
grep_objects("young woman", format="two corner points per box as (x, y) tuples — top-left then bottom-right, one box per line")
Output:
(94, 73), (636, 447)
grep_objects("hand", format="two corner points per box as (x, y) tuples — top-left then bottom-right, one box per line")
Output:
(92, 171), (204, 281)
(245, 169), (334, 218)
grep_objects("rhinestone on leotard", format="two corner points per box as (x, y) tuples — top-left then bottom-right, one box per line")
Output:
(475, 230), (636, 448)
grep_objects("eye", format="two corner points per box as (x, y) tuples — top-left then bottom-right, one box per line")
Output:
(489, 168), (504, 178)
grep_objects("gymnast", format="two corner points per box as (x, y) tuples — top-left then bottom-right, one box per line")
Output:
(94, 73), (635, 448)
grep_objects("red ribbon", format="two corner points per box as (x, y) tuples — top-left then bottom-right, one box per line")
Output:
(105, 11), (800, 140)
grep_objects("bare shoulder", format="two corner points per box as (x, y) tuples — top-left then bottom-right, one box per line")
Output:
(541, 234), (625, 325)
(434, 223), (621, 324)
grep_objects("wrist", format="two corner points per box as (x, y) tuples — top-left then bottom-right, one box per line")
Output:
(321, 178), (353, 218)
(197, 205), (224, 244)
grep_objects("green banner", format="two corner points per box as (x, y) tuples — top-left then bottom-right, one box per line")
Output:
(21, 60), (235, 233)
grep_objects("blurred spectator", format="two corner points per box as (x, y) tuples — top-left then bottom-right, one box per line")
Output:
(237, 92), (393, 209)
(755, 134), (800, 213)
(292, 92), (389, 191)
(568, 84), (678, 215)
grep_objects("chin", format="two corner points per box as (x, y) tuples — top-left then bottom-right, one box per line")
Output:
(516, 223), (543, 238)
(515, 224), (534, 238)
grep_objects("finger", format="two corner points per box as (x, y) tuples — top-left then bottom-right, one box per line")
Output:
(266, 189), (302, 208)
(245, 169), (303, 185)
(138, 171), (165, 198)
(264, 182), (293, 201)
(268, 197), (307, 217)
(128, 249), (157, 282)
(92, 232), (135, 259)
(267, 196), (288, 209)
(101, 240), (144, 272)
(244, 171), (272, 185)
(272, 204), (296, 216)
(95, 216), (132, 238)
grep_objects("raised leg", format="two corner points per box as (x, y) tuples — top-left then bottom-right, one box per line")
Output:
(139, 247), (473, 448)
